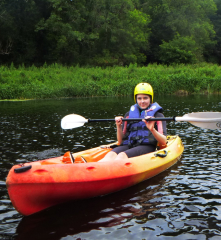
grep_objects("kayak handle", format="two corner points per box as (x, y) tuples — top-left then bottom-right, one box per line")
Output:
(14, 165), (32, 173)
(154, 150), (168, 158)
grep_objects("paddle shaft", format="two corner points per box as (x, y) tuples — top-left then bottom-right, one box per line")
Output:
(88, 117), (176, 122)
(61, 112), (221, 129)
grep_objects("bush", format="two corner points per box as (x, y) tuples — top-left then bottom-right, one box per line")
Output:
(0, 63), (220, 100)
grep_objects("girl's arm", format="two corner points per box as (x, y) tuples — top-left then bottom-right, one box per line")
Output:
(143, 117), (167, 146)
(115, 116), (124, 145)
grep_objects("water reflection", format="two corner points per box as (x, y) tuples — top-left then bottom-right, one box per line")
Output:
(14, 169), (177, 240)
(0, 95), (220, 239)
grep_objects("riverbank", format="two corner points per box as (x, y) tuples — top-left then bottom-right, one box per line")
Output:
(0, 63), (220, 100)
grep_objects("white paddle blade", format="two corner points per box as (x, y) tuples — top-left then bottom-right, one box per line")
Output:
(176, 112), (221, 130)
(61, 114), (88, 129)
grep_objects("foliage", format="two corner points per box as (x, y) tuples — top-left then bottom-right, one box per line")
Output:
(159, 34), (199, 64)
(208, 0), (221, 63)
(141, 0), (217, 63)
(0, 64), (220, 100)
(0, 0), (220, 66)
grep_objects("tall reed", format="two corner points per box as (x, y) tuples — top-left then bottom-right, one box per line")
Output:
(0, 63), (220, 100)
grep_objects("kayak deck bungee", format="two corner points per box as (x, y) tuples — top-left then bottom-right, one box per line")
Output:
(6, 135), (184, 216)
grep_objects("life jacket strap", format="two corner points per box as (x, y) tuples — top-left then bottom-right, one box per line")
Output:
(128, 126), (148, 131)
(129, 135), (148, 141)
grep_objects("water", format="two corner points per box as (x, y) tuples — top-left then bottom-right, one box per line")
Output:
(0, 95), (220, 240)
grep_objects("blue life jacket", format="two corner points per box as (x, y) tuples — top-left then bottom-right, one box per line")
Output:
(123, 102), (163, 147)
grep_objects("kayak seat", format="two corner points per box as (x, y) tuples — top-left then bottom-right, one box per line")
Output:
(72, 155), (88, 163)
(81, 156), (87, 163)
(73, 147), (112, 163)
(62, 151), (75, 164)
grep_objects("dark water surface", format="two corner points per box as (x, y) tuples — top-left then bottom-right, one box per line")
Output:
(0, 95), (221, 240)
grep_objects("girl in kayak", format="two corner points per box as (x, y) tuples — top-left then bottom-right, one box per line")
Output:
(99, 82), (167, 161)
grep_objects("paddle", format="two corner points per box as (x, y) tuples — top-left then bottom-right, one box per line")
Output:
(61, 112), (221, 130)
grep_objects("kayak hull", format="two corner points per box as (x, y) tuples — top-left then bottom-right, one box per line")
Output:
(6, 135), (184, 216)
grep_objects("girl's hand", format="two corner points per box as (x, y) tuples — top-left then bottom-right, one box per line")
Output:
(142, 116), (155, 132)
(143, 116), (167, 147)
(115, 116), (123, 127)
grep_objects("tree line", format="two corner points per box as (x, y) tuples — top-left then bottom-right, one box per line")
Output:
(0, 0), (221, 67)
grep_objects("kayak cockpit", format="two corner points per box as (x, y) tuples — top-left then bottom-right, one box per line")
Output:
(37, 135), (179, 165)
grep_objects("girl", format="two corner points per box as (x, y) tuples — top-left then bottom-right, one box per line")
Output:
(99, 83), (167, 161)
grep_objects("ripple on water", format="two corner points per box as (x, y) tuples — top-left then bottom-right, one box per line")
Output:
(0, 96), (221, 239)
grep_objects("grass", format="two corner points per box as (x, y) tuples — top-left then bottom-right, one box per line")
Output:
(0, 63), (220, 100)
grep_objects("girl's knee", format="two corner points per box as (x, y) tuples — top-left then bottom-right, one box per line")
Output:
(99, 151), (117, 162)
(115, 152), (128, 160)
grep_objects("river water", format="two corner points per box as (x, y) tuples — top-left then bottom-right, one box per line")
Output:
(0, 95), (220, 240)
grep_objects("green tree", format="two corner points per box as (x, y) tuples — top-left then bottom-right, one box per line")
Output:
(89, 2), (151, 66)
(0, 0), (44, 65)
(36, 0), (151, 66)
(35, 0), (86, 65)
(140, 0), (217, 64)
(0, 0), (14, 63)
(209, 0), (221, 63)
(159, 34), (198, 64)
(0, 0), (219, 66)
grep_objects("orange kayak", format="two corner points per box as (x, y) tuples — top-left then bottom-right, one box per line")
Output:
(6, 135), (184, 216)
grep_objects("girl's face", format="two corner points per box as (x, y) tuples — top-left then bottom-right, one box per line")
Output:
(136, 94), (151, 109)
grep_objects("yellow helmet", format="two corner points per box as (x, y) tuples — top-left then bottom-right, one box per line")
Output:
(134, 83), (154, 103)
